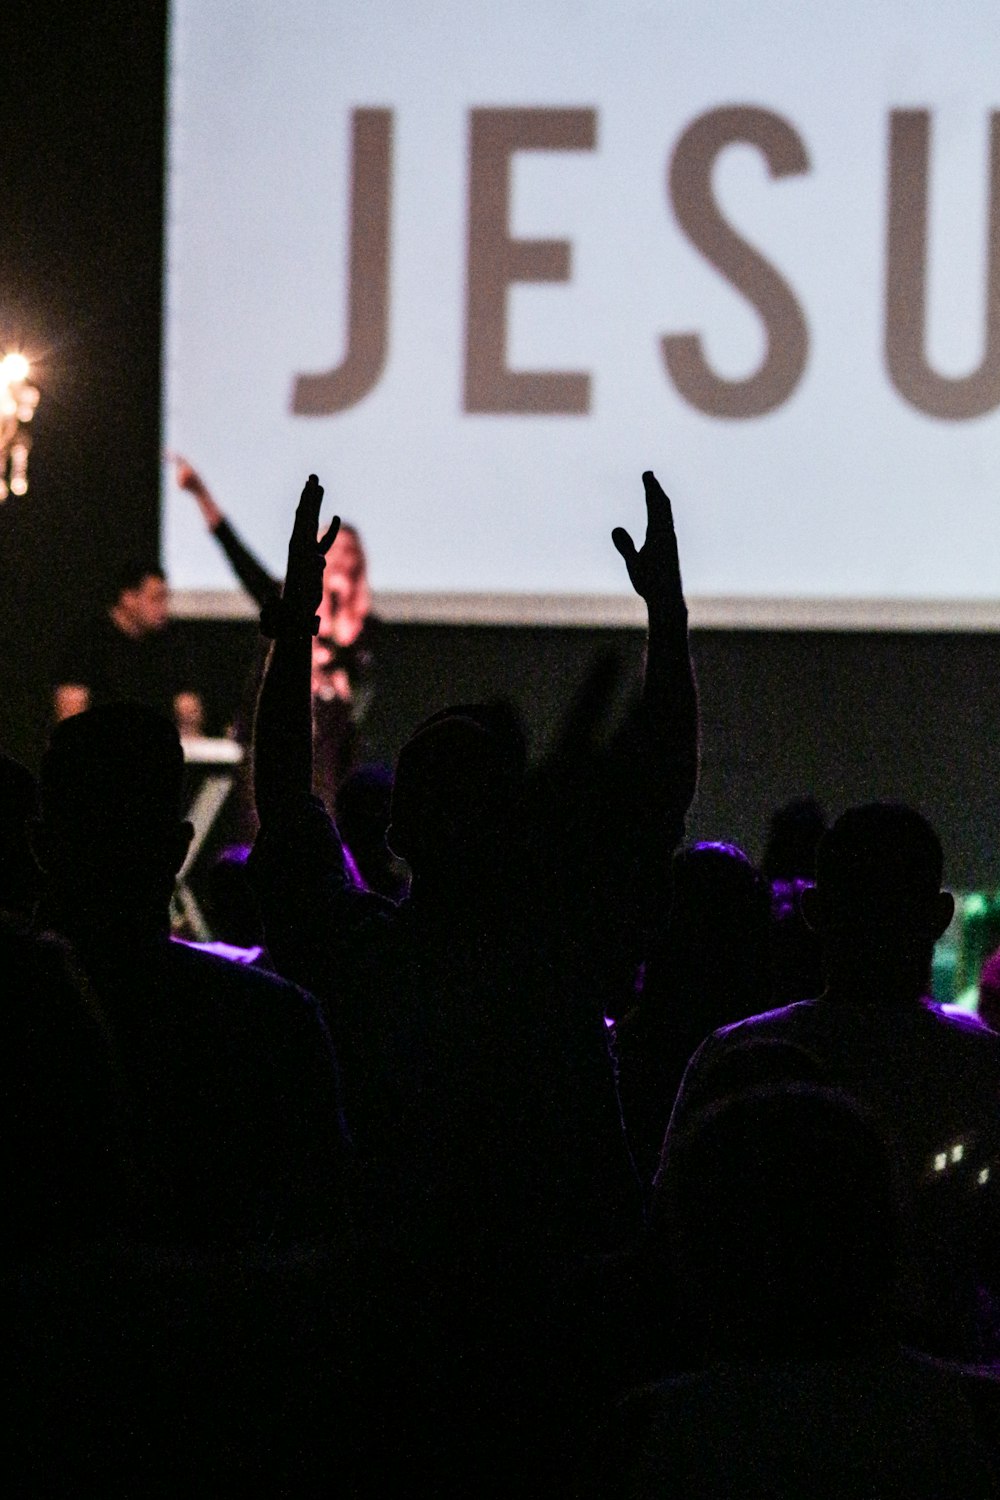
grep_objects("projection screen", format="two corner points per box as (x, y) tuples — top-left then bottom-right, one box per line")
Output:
(163, 0), (1000, 626)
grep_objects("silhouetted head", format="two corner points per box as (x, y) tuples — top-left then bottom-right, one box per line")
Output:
(802, 805), (953, 998)
(202, 844), (263, 949)
(670, 842), (769, 939)
(761, 796), (827, 882)
(388, 703), (525, 886)
(108, 563), (170, 635)
(36, 703), (192, 933)
(656, 1084), (899, 1359)
(661, 842), (771, 1019)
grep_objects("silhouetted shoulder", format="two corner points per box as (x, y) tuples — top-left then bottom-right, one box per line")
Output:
(588, 1355), (997, 1499)
(167, 937), (324, 1011)
(713, 997), (823, 1042)
(929, 1002), (1000, 1040)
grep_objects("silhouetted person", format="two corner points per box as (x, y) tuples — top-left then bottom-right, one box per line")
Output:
(252, 472), (696, 1252)
(336, 761), (408, 902)
(197, 843), (265, 951)
(3, 916), (123, 1264)
(615, 841), (771, 1189)
(249, 472), (698, 1488)
(590, 1087), (998, 1498)
(661, 803), (1000, 1359)
(34, 702), (347, 1248)
(763, 799), (826, 1003)
(173, 455), (379, 806)
(5, 915), (137, 1492)
(761, 794), (827, 882)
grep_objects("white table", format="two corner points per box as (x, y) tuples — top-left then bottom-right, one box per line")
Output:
(171, 737), (245, 939)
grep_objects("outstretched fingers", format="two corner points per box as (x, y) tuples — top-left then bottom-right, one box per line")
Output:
(611, 526), (638, 569)
(614, 469), (684, 605)
(294, 474), (340, 554)
(642, 469), (675, 538)
(319, 514), (341, 554)
(291, 474), (326, 547)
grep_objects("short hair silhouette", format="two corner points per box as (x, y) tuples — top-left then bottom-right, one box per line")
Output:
(660, 1084), (899, 1353)
(815, 802), (944, 931)
(388, 702), (525, 871)
(40, 702), (184, 838)
(761, 795), (827, 882)
(669, 841), (768, 936)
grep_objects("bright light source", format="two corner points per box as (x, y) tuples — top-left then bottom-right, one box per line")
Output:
(979, 1167), (991, 1186)
(0, 355), (39, 499)
(0, 352), (29, 386)
(951, 1143), (964, 1163)
(934, 1153), (948, 1172)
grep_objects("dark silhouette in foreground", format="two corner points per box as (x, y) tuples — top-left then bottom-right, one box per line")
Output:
(590, 1086), (998, 1498)
(661, 803), (1000, 1360)
(12, 703), (357, 1490)
(615, 840), (771, 1190)
(249, 471), (698, 1486)
(34, 702), (348, 1247)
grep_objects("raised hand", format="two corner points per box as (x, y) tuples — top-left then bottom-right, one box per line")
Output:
(612, 470), (684, 617)
(168, 452), (223, 530)
(281, 475), (340, 620)
(170, 453), (207, 495)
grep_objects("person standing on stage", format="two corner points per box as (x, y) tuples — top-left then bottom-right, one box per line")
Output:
(172, 456), (377, 806)
(310, 521), (378, 809)
(53, 562), (203, 736)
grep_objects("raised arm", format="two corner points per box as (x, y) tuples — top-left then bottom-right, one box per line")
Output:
(612, 469), (699, 821)
(172, 455), (279, 608)
(253, 476), (339, 824)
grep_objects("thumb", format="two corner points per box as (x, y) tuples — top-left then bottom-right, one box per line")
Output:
(320, 514), (341, 554)
(612, 526), (638, 569)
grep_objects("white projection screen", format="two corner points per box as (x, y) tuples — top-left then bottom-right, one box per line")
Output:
(163, 1), (1000, 627)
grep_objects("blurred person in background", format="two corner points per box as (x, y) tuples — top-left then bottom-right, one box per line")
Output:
(172, 456), (377, 810)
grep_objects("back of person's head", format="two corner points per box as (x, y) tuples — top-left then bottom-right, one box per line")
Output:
(336, 763), (407, 901)
(814, 803), (945, 930)
(37, 704), (190, 923)
(670, 841), (769, 938)
(388, 702), (525, 882)
(41, 702), (184, 830)
(202, 844), (264, 949)
(662, 842), (771, 1019)
(761, 796), (827, 882)
(655, 1084), (900, 1359)
(0, 752), (41, 916)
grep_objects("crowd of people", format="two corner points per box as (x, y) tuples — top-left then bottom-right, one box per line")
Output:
(5, 469), (1000, 1493)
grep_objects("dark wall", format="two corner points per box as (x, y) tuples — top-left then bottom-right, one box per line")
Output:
(180, 617), (1000, 890)
(2, 4), (999, 887)
(1, 4), (167, 763)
